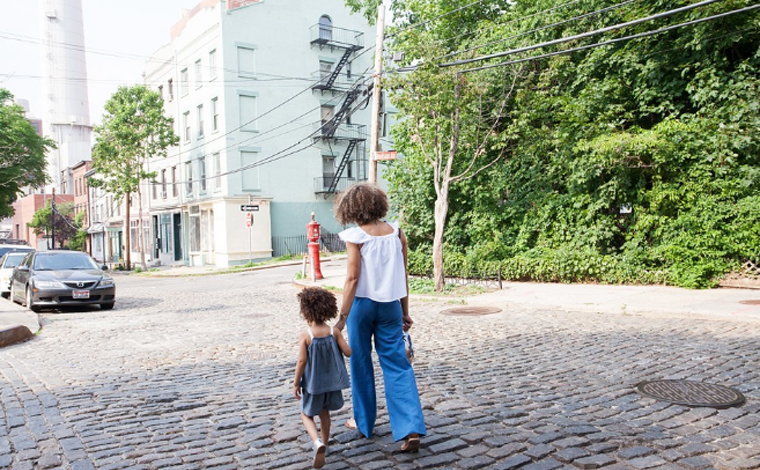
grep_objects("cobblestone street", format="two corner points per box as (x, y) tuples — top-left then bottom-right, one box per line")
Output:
(1, 263), (759, 469)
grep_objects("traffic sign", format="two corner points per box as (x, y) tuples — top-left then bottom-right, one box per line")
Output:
(240, 204), (260, 212)
(375, 150), (397, 161)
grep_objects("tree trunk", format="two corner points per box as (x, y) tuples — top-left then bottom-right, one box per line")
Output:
(432, 185), (450, 292)
(138, 187), (146, 269)
(125, 192), (131, 270)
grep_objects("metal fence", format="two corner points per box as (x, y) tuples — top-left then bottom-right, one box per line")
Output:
(411, 270), (505, 290)
(271, 233), (346, 258)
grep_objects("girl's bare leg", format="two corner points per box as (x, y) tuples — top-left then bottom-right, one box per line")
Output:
(319, 409), (331, 445)
(301, 412), (320, 442)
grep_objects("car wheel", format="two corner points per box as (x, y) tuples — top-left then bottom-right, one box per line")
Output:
(25, 287), (40, 313)
(100, 302), (115, 310)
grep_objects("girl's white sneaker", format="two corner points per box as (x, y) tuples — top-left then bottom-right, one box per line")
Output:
(312, 440), (326, 468)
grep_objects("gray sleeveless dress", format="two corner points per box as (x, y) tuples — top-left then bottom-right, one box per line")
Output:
(301, 326), (350, 417)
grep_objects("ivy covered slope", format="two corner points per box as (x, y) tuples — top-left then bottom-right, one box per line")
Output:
(387, 0), (760, 288)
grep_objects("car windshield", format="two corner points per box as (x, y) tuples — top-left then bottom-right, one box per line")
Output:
(2, 253), (28, 268)
(33, 253), (99, 271)
(0, 247), (31, 257)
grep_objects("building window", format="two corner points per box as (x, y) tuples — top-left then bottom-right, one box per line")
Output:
(185, 161), (193, 194)
(319, 15), (332, 41)
(322, 155), (335, 189)
(158, 84), (163, 99)
(197, 104), (204, 138)
(237, 46), (256, 77)
(209, 49), (217, 80)
(152, 178), (157, 200)
(213, 152), (221, 191)
(195, 59), (202, 88)
(211, 97), (219, 132)
(183, 111), (190, 141)
(171, 166), (178, 197)
(167, 78), (174, 101)
(161, 169), (167, 199)
(199, 156), (207, 192)
(239, 94), (257, 131)
(241, 151), (259, 190)
(180, 68), (189, 96)
(320, 105), (334, 134)
(319, 60), (333, 82)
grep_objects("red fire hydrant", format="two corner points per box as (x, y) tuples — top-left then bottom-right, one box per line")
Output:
(307, 212), (324, 281)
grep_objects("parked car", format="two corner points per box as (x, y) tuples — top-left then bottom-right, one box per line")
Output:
(0, 249), (35, 298)
(0, 243), (33, 258)
(10, 251), (116, 312)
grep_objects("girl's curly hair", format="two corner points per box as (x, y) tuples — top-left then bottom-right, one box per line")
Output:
(333, 182), (388, 226)
(297, 287), (338, 324)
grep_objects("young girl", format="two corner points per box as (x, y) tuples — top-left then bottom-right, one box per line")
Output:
(293, 287), (352, 468)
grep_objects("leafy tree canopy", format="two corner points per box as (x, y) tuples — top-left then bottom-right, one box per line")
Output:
(0, 88), (54, 218)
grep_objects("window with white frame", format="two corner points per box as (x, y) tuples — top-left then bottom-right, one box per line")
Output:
(185, 161), (193, 194)
(209, 49), (217, 80)
(237, 46), (256, 77)
(171, 166), (178, 197)
(240, 151), (260, 190)
(197, 104), (204, 138)
(239, 94), (258, 131)
(183, 111), (190, 142)
(161, 169), (167, 198)
(195, 59), (202, 88)
(168, 78), (174, 101)
(199, 156), (207, 192)
(180, 68), (189, 96)
(213, 152), (221, 191)
(211, 97), (219, 132)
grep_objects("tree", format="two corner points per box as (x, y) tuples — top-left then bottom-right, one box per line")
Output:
(0, 88), (54, 217)
(91, 85), (178, 270)
(383, 1), (517, 291)
(28, 200), (78, 249)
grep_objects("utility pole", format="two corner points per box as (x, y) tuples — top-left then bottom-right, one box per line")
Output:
(51, 188), (56, 250)
(368, 3), (385, 184)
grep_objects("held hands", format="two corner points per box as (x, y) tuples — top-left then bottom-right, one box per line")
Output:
(335, 316), (347, 332)
(402, 313), (414, 332)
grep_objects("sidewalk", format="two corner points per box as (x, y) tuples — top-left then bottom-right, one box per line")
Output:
(0, 297), (40, 347)
(302, 258), (760, 323)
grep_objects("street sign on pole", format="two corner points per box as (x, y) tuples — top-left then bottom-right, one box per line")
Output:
(375, 150), (397, 161)
(240, 204), (259, 212)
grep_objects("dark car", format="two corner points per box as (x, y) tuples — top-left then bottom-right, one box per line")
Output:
(10, 251), (116, 312)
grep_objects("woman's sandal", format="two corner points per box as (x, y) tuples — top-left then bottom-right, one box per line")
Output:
(345, 419), (357, 430)
(400, 434), (420, 453)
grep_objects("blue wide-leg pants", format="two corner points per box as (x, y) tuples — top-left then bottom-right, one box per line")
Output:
(347, 297), (426, 442)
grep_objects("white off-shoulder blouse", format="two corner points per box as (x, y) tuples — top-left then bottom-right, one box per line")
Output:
(338, 221), (407, 302)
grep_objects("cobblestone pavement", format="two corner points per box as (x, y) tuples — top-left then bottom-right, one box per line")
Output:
(1, 263), (759, 470)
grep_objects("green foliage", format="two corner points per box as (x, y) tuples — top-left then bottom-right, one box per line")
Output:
(28, 201), (79, 249)
(0, 88), (54, 217)
(388, 0), (760, 288)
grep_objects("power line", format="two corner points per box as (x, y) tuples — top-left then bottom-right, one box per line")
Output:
(440, 0), (723, 68)
(460, 3), (760, 73)
(388, 0), (490, 37)
(441, 0), (639, 60)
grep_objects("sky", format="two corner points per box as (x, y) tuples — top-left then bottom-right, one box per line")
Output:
(0, 0), (199, 125)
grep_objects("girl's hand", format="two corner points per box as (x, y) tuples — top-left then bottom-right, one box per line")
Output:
(402, 314), (413, 331)
(293, 384), (302, 400)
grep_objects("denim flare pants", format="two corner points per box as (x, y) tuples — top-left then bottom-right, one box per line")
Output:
(347, 297), (427, 442)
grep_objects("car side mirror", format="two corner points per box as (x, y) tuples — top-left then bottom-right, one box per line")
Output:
(101, 264), (109, 271)
(16, 265), (29, 272)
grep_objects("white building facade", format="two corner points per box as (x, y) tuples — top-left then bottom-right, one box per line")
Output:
(143, 0), (377, 267)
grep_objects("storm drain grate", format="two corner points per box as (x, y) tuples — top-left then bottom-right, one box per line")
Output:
(635, 380), (745, 408)
(739, 299), (760, 305)
(440, 306), (502, 316)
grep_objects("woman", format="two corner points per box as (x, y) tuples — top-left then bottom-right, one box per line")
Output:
(334, 182), (426, 452)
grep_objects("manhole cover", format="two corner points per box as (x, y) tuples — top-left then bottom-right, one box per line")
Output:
(440, 306), (502, 316)
(739, 299), (760, 305)
(635, 380), (745, 408)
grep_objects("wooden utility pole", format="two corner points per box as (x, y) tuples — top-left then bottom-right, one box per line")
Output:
(368, 3), (385, 184)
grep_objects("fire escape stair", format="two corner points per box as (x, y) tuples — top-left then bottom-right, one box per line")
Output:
(326, 139), (358, 195)
(314, 45), (362, 91)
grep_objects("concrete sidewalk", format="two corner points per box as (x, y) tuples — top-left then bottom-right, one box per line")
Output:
(0, 297), (40, 348)
(304, 258), (760, 323)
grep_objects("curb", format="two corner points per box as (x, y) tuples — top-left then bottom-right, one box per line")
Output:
(0, 325), (34, 348)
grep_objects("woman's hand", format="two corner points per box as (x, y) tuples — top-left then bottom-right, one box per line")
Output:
(335, 316), (346, 332)
(293, 384), (302, 400)
(402, 313), (413, 331)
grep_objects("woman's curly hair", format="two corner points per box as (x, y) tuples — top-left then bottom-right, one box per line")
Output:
(334, 182), (389, 226)
(297, 287), (338, 324)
